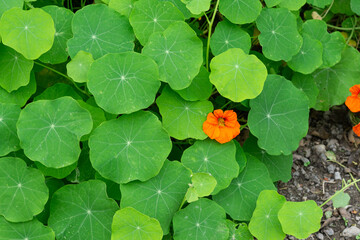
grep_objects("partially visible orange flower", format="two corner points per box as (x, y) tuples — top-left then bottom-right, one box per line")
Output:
(345, 84), (360, 112)
(353, 123), (360, 137)
(203, 109), (240, 144)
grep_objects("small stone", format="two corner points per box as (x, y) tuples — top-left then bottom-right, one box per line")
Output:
(327, 164), (335, 174)
(305, 148), (311, 158)
(313, 144), (326, 155)
(334, 171), (341, 180)
(324, 228), (334, 236)
(341, 226), (360, 237)
(316, 233), (324, 240)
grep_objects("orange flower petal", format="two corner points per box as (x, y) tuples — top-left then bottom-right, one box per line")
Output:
(215, 127), (234, 144)
(206, 112), (218, 125)
(213, 109), (224, 118)
(345, 96), (360, 112)
(349, 84), (360, 96)
(203, 122), (220, 139)
(353, 123), (360, 137)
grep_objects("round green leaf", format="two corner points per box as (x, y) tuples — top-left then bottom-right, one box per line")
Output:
(48, 180), (119, 240)
(173, 198), (229, 240)
(213, 154), (276, 221)
(87, 52), (160, 114)
(67, 51), (93, 83)
(159, 0), (192, 19)
(351, 0), (360, 14)
(175, 66), (212, 101)
(292, 73), (319, 108)
(0, 157), (48, 222)
(307, 0), (332, 8)
(264, 0), (283, 7)
(38, 6), (74, 64)
(248, 75), (309, 155)
(331, 0), (353, 15)
(219, 0), (262, 24)
(111, 207), (163, 240)
(109, 0), (137, 18)
(89, 111), (172, 183)
(142, 21), (203, 90)
(237, 223), (253, 240)
(210, 20), (251, 56)
(181, 139), (239, 194)
(234, 140), (247, 174)
(312, 47), (360, 110)
(181, 0), (210, 14)
(67, 4), (134, 59)
(248, 190), (286, 240)
(0, 103), (20, 156)
(243, 135), (292, 182)
(0, 8), (55, 60)
(0, 217), (54, 240)
(332, 191), (351, 208)
(129, 0), (184, 45)
(156, 86), (213, 140)
(120, 160), (191, 234)
(77, 100), (106, 141)
(209, 48), (267, 102)
(35, 161), (77, 179)
(278, 200), (323, 239)
(17, 97), (93, 168)
(278, 0), (306, 10)
(0, 0), (23, 17)
(34, 83), (82, 101)
(0, 71), (36, 107)
(0, 44), (33, 92)
(288, 34), (323, 74)
(191, 172), (217, 198)
(256, 8), (302, 61)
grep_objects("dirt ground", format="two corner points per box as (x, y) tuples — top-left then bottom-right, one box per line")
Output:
(277, 105), (360, 240)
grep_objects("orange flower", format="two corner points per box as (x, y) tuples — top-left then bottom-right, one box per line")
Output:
(353, 123), (360, 137)
(203, 109), (240, 144)
(345, 84), (360, 112)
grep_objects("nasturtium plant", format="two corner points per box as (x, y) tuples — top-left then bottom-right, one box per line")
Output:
(109, 0), (137, 18)
(307, 0), (332, 8)
(89, 110), (172, 183)
(186, 172), (217, 202)
(332, 191), (351, 208)
(0, 0), (23, 17)
(66, 51), (94, 83)
(34, 83), (82, 101)
(0, 8), (55, 60)
(0, 103), (21, 156)
(182, 0), (211, 14)
(278, 0), (306, 10)
(111, 207), (163, 240)
(67, 4), (135, 59)
(142, 21), (203, 90)
(292, 73), (320, 108)
(48, 180), (119, 240)
(219, 0), (262, 24)
(88, 52), (160, 114)
(17, 97), (93, 168)
(172, 198), (229, 240)
(0, 157), (48, 222)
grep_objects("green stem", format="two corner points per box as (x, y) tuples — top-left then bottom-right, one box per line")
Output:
(205, 0), (220, 71)
(321, 0), (334, 18)
(240, 123), (247, 130)
(178, 196), (187, 210)
(346, 16), (357, 45)
(34, 61), (91, 97)
(220, 101), (232, 110)
(327, 24), (360, 30)
(320, 178), (360, 208)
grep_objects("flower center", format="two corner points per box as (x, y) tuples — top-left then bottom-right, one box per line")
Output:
(218, 117), (225, 127)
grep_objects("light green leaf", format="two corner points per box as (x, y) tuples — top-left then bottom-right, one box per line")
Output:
(209, 48), (267, 102)
(351, 0), (360, 14)
(182, 0), (210, 14)
(213, 154), (276, 221)
(67, 4), (134, 59)
(48, 180), (119, 240)
(256, 8), (302, 61)
(35, 161), (77, 179)
(34, 83), (82, 101)
(288, 34), (323, 74)
(0, 0), (23, 17)
(143, 21), (203, 90)
(89, 111), (172, 183)
(67, 51), (94, 83)
(248, 190), (286, 240)
(185, 187), (199, 203)
(77, 100), (106, 141)
(120, 160), (191, 234)
(243, 135), (293, 182)
(248, 75), (309, 155)
(191, 172), (217, 197)
(292, 73), (319, 108)
(0, 157), (48, 222)
(0, 217), (54, 240)
(0, 71), (36, 107)
(175, 66), (212, 101)
(332, 191), (351, 208)
(307, 0), (332, 8)
(0, 8), (55, 60)
(111, 207), (163, 240)
(264, 0), (283, 7)
(130, 0), (184, 46)
(234, 141), (247, 174)
(278, 0), (306, 10)
(181, 139), (238, 194)
(0, 44), (33, 92)
(0, 104), (21, 156)
(87, 52), (160, 114)
(219, 0), (262, 24)
(156, 86), (213, 140)
(39, 6), (74, 64)
(278, 200), (323, 239)
(109, 0), (137, 17)
(237, 223), (253, 240)
(210, 20), (251, 56)
(17, 97), (93, 168)
(159, 0), (192, 19)
(312, 47), (360, 110)
(173, 198), (229, 240)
